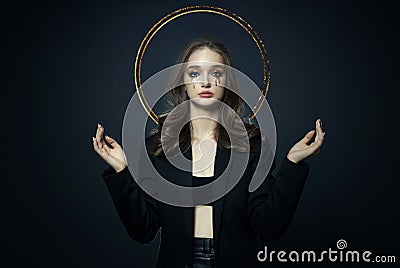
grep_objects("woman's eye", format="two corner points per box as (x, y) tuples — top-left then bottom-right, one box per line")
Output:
(189, 72), (199, 78)
(212, 71), (222, 77)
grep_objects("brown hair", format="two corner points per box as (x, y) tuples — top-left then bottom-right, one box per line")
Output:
(151, 36), (260, 156)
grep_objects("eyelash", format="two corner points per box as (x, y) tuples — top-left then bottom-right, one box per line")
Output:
(212, 71), (222, 77)
(189, 72), (199, 78)
(188, 71), (223, 78)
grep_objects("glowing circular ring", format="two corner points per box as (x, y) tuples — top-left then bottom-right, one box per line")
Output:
(134, 5), (270, 123)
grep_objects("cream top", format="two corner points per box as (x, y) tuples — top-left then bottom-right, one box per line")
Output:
(192, 138), (217, 238)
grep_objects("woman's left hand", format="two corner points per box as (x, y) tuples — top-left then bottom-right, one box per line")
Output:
(286, 119), (326, 164)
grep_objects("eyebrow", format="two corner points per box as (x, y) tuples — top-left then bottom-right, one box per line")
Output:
(187, 64), (225, 69)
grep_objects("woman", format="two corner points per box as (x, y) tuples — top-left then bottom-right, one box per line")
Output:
(92, 36), (325, 268)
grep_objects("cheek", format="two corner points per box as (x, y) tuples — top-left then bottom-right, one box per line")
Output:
(185, 85), (197, 98)
(183, 75), (197, 96)
(214, 88), (225, 100)
(183, 75), (191, 84)
(218, 76), (226, 86)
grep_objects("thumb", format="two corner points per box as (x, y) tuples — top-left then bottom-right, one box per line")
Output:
(301, 130), (315, 143)
(105, 135), (118, 146)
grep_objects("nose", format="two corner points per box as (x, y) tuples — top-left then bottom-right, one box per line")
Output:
(200, 70), (211, 88)
(201, 82), (211, 88)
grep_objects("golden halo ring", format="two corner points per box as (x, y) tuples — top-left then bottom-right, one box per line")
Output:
(134, 5), (270, 124)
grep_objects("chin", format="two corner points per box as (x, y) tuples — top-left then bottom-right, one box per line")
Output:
(190, 97), (223, 109)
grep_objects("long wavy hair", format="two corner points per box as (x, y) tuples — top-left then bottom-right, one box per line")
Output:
(151, 36), (260, 157)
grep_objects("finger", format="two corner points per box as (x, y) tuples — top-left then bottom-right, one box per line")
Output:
(314, 119), (322, 143)
(101, 139), (111, 153)
(95, 123), (102, 146)
(309, 132), (325, 152)
(318, 118), (324, 133)
(301, 130), (315, 144)
(317, 119), (325, 137)
(100, 125), (106, 150)
(92, 136), (102, 155)
(97, 124), (105, 150)
(306, 142), (318, 154)
(105, 135), (118, 148)
(93, 136), (109, 159)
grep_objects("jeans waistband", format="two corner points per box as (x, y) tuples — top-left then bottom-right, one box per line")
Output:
(193, 237), (215, 255)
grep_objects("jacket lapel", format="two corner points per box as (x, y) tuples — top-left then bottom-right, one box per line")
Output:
(211, 145), (230, 252)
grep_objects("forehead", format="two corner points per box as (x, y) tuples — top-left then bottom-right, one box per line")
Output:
(187, 47), (224, 64)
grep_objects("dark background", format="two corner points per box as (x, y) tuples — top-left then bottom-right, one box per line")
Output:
(10, 0), (399, 267)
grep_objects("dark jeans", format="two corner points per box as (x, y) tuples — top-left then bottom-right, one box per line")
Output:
(193, 238), (216, 268)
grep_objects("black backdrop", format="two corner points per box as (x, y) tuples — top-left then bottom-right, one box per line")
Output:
(10, 0), (399, 267)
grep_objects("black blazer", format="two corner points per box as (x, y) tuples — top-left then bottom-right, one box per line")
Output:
(102, 134), (310, 268)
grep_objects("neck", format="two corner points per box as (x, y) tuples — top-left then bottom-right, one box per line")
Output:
(190, 118), (218, 140)
(189, 103), (219, 141)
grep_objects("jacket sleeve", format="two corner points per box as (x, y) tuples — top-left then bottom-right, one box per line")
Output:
(102, 148), (161, 244)
(247, 138), (310, 242)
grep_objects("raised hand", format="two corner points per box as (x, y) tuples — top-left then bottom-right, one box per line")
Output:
(286, 119), (326, 164)
(92, 123), (127, 172)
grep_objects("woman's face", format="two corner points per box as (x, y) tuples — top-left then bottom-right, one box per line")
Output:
(184, 47), (226, 103)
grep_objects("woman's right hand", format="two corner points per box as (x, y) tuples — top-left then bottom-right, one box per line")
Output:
(92, 123), (127, 173)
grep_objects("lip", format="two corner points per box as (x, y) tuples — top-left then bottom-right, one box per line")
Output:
(199, 91), (214, 98)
